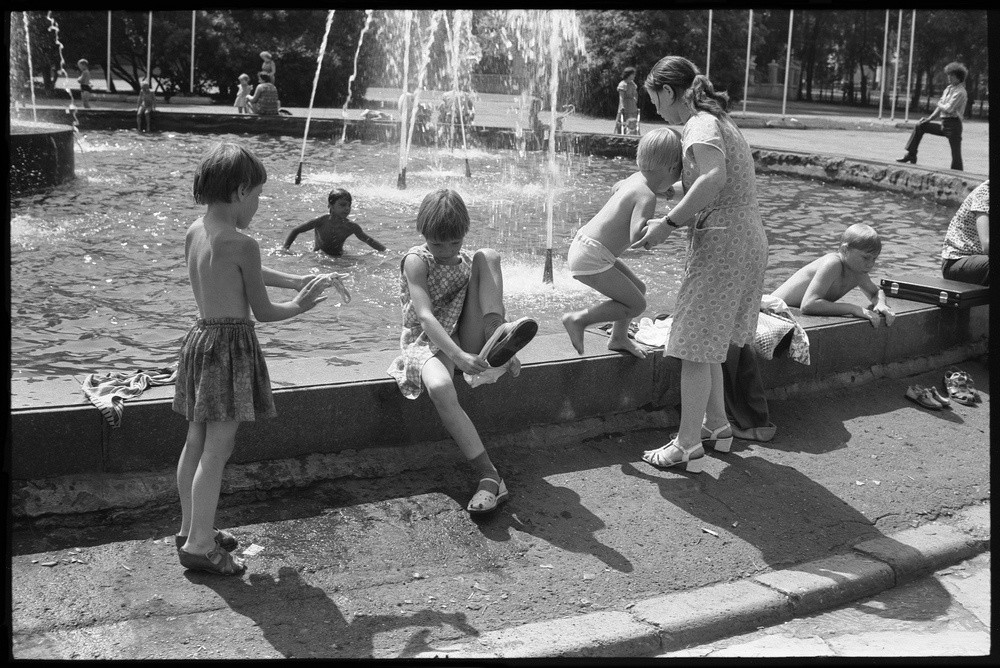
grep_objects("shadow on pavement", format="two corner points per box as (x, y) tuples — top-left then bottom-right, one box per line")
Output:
(472, 475), (634, 573)
(190, 565), (479, 659)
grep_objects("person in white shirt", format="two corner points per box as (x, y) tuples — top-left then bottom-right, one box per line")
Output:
(897, 62), (968, 171)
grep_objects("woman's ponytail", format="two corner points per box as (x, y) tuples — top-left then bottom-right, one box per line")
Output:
(688, 74), (729, 116)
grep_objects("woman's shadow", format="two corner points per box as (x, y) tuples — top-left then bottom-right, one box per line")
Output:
(621, 453), (953, 622)
(190, 565), (479, 659)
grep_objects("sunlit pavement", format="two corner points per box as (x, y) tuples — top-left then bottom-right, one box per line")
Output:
(657, 552), (990, 658)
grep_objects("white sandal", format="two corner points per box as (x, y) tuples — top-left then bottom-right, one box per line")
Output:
(701, 422), (733, 453)
(642, 437), (705, 473)
(467, 478), (509, 514)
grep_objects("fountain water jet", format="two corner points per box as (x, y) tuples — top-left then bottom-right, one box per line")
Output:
(340, 9), (374, 145)
(443, 10), (473, 178)
(396, 10), (413, 189)
(21, 12), (38, 122)
(295, 9), (336, 185)
(400, 10), (443, 189)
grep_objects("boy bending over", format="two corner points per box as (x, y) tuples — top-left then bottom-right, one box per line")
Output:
(562, 127), (682, 357)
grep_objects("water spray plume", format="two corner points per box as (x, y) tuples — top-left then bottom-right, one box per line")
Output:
(341, 9), (374, 145)
(22, 13), (38, 122)
(396, 10), (413, 189)
(296, 9), (336, 185)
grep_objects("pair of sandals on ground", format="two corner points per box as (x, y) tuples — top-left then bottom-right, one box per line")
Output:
(905, 368), (982, 411)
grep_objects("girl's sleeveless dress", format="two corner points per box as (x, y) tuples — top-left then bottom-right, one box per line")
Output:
(666, 111), (769, 364)
(234, 83), (251, 108)
(388, 245), (473, 399)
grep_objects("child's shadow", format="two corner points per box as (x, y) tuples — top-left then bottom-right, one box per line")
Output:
(190, 565), (479, 659)
(470, 476), (633, 574)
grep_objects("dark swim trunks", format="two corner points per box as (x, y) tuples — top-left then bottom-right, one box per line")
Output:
(172, 318), (277, 422)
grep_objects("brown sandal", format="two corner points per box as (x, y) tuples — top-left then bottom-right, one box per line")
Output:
(174, 528), (239, 552)
(178, 545), (247, 576)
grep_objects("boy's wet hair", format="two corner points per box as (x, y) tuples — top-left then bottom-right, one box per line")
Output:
(416, 189), (470, 241)
(840, 223), (882, 254)
(636, 127), (681, 172)
(193, 142), (267, 204)
(328, 188), (352, 207)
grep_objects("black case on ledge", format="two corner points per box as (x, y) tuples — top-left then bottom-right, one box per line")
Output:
(880, 274), (989, 308)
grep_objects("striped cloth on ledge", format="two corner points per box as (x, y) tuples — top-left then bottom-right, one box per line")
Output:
(81, 365), (177, 428)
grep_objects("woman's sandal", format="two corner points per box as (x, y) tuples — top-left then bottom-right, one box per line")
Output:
(467, 477), (509, 515)
(905, 385), (943, 410)
(178, 545), (247, 576)
(642, 437), (705, 473)
(174, 528), (239, 552)
(943, 370), (980, 406)
(701, 423), (734, 453)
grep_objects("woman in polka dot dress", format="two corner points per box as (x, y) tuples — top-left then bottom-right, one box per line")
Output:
(632, 55), (768, 473)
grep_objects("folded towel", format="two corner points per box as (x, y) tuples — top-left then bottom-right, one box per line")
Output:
(82, 366), (177, 427)
(635, 316), (672, 348)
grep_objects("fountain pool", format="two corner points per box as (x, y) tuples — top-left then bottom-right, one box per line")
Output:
(10, 130), (952, 381)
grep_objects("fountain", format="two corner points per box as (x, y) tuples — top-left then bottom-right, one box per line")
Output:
(340, 9), (375, 145)
(295, 9), (337, 185)
(9, 11), (76, 193)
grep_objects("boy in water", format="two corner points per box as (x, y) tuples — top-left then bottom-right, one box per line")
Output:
(284, 188), (387, 257)
(173, 142), (348, 575)
(771, 223), (896, 327)
(562, 127), (682, 358)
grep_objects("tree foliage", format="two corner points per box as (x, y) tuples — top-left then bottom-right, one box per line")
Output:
(11, 9), (988, 119)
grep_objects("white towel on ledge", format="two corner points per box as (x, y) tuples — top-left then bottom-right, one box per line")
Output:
(82, 366), (177, 428)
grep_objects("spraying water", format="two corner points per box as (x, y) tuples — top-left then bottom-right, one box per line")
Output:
(443, 10), (472, 178)
(22, 12), (37, 122)
(45, 10), (84, 164)
(295, 9), (336, 185)
(340, 9), (374, 145)
(543, 16), (559, 283)
(402, 11), (443, 181)
(396, 10), (413, 189)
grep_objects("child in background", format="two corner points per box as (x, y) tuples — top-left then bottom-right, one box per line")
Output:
(173, 142), (348, 576)
(770, 223), (896, 327)
(136, 80), (155, 132)
(388, 189), (538, 515)
(259, 51), (276, 85)
(283, 188), (387, 257)
(77, 58), (92, 109)
(234, 74), (252, 114)
(562, 127), (682, 358)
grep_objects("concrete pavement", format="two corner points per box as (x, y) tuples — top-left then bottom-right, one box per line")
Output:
(10, 358), (991, 659)
(658, 551), (991, 658)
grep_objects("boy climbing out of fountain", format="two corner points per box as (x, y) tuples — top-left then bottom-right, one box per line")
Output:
(283, 188), (387, 257)
(770, 223), (896, 328)
(136, 80), (155, 132)
(388, 188), (538, 515)
(562, 127), (683, 358)
(173, 142), (349, 576)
